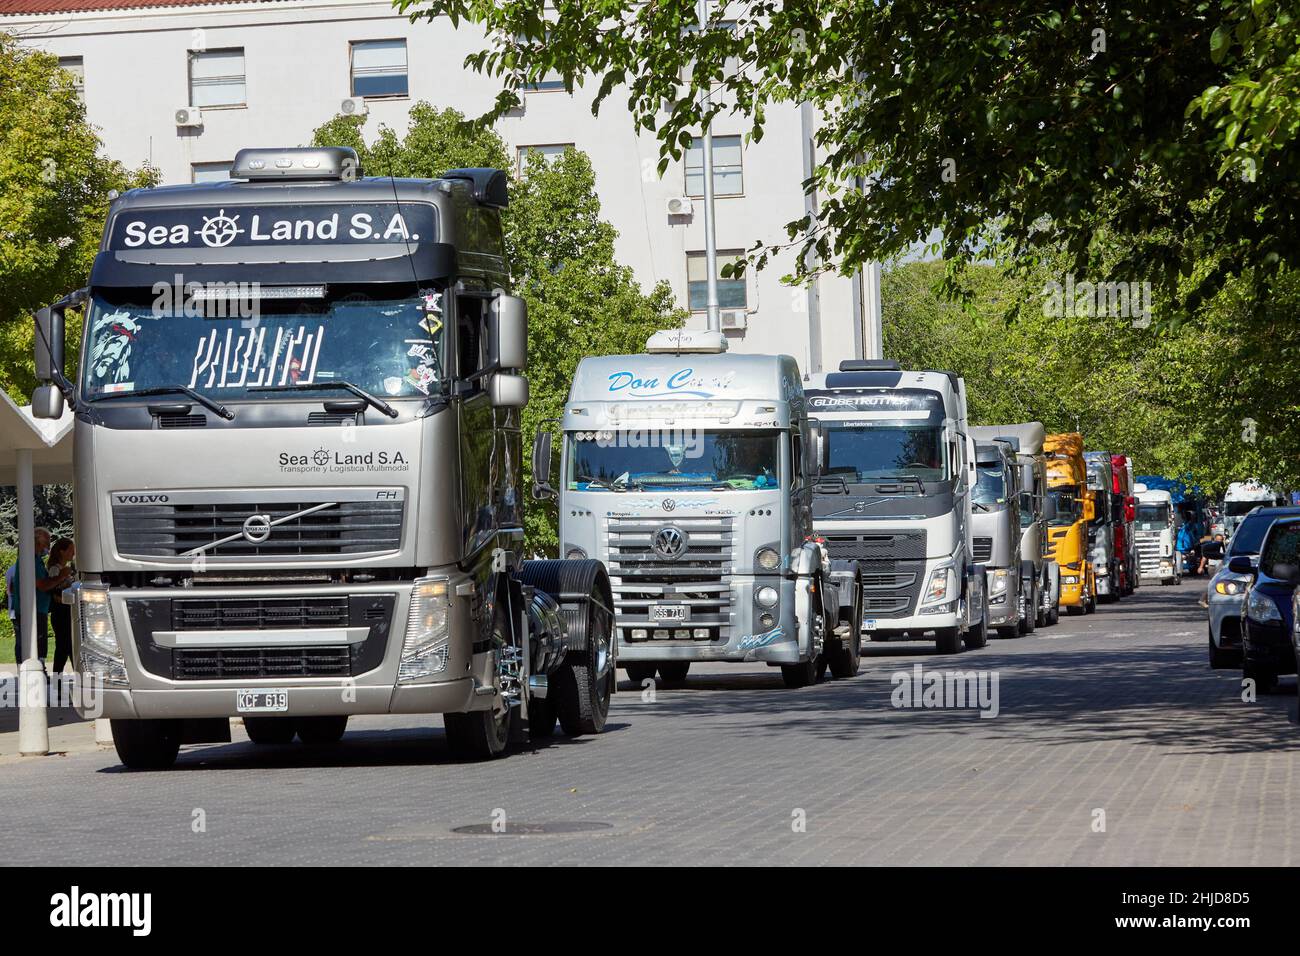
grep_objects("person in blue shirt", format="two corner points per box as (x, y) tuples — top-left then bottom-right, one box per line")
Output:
(7, 528), (72, 666)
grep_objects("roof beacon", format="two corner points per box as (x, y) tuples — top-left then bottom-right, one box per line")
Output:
(645, 328), (728, 354)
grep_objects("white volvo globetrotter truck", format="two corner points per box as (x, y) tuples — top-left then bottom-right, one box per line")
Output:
(539, 329), (863, 689)
(31, 147), (616, 768)
(805, 360), (988, 655)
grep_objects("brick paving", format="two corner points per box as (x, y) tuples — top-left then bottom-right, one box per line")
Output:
(0, 582), (1295, 865)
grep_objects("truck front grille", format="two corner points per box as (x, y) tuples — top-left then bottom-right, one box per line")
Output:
(112, 495), (404, 559)
(1135, 532), (1165, 572)
(858, 558), (927, 619)
(174, 646), (352, 680)
(822, 531), (927, 561)
(606, 515), (734, 643)
(972, 537), (993, 563)
(173, 597), (351, 630)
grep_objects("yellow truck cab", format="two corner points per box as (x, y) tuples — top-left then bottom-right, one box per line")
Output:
(1044, 433), (1097, 614)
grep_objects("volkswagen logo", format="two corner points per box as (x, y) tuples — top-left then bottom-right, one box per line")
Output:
(651, 525), (688, 560)
(241, 513), (272, 543)
(662, 498), (677, 512)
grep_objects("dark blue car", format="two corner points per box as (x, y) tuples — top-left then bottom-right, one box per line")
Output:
(1235, 516), (1300, 693)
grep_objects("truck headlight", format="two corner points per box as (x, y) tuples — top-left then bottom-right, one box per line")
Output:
(755, 547), (781, 572)
(1245, 589), (1282, 624)
(78, 586), (127, 685)
(922, 566), (954, 605)
(754, 585), (779, 608)
(564, 546), (587, 560)
(398, 577), (451, 681)
(988, 569), (1009, 596)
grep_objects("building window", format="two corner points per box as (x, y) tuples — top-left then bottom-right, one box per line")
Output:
(685, 134), (742, 197)
(192, 162), (233, 183)
(351, 39), (408, 98)
(189, 49), (245, 108)
(523, 70), (566, 92)
(687, 250), (747, 311)
(516, 143), (573, 173)
(58, 56), (84, 101)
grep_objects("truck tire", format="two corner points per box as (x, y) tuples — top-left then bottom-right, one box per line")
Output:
(623, 663), (657, 686)
(935, 627), (963, 654)
(1020, 586), (1037, 634)
(996, 625), (1019, 640)
(556, 584), (615, 737)
(828, 579), (863, 678)
(657, 662), (690, 686)
(964, 618), (988, 649)
(296, 715), (348, 745)
(111, 718), (181, 770)
(445, 600), (514, 760)
(1047, 601), (1060, 626)
(528, 692), (559, 740)
(782, 596), (828, 687)
(243, 717), (297, 745)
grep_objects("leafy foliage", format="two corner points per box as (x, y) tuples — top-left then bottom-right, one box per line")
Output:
(0, 34), (156, 401)
(311, 105), (684, 550)
(397, 0), (1300, 314)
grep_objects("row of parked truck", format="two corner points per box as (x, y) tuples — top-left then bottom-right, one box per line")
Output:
(29, 148), (1167, 769)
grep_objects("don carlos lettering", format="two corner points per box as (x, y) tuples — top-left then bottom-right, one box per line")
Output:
(279, 448), (409, 474)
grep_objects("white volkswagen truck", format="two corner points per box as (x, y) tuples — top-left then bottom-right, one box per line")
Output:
(804, 360), (988, 655)
(541, 329), (862, 688)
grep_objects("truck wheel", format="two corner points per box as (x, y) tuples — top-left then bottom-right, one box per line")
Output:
(445, 601), (515, 759)
(111, 719), (181, 770)
(780, 658), (819, 688)
(1020, 588), (1037, 634)
(1047, 601), (1060, 625)
(556, 590), (614, 737)
(964, 618), (988, 650)
(996, 625), (1018, 640)
(935, 627), (962, 654)
(296, 716), (348, 745)
(828, 584), (863, 678)
(243, 717), (297, 745)
(657, 662), (690, 686)
(528, 692), (559, 740)
(623, 663), (657, 686)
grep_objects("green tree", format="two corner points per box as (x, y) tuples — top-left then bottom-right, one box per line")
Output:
(399, 0), (1300, 313)
(310, 104), (684, 550)
(0, 34), (155, 400)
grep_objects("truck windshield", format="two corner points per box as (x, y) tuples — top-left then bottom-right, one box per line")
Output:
(973, 463), (1006, 507)
(1090, 490), (1110, 526)
(1046, 488), (1080, 526)
(567, 430), (781, 491)
(1135, 503), (1169, 529)
(79, 284), (444, 402)
(1226, 499), (1266, 516)
(817, 422), (947, 482)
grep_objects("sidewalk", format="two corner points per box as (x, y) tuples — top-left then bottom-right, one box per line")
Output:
(0, 664), (103, 761)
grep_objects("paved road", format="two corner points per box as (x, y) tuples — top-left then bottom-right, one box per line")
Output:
(1, 581), (1296, 865)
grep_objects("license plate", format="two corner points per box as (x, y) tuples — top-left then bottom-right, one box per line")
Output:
(236, 689), (289, 713)
(862, 619), (878, 631)
(649, 604), (689, 623)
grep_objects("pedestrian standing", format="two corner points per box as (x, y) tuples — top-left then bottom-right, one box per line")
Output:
(9, 528), (72, 670)
(47, 537), (76, 680)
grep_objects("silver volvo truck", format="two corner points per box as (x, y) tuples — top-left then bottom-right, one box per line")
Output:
(1084, 451), (1122, 603)
(969, 422), (1061, 631)
(970, 439), (1027, 637)
(538, 329), (862, 689)
(31, 146), (615, 768)
(805, 360), (988, 655)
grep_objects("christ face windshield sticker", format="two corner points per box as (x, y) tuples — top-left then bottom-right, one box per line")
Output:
(81, 286), (445, 401)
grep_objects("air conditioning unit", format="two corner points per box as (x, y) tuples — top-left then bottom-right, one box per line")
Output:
(720, 310), (747, 331)
(174, 107), (203, 128)
(666, 196), (694, 217)
(340, 97), (368, 117)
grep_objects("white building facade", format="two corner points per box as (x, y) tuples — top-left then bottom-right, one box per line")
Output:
(4, 0), (878, 369)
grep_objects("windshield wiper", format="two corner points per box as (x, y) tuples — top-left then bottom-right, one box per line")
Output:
(250, 381), (398, 419)
(576, 474), (625, 492)
(93, 385), (234, 421)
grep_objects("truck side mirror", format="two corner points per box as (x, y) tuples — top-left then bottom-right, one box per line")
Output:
(531, 428), (557, 500)
(489, 293), (527, 371)
(34, 306), (64, 383)
(1042, 495), (1058, 520)
(1019, 490), (1032, 513)
(31, 383), (65, 420)
(488, 372), (528, 408)
(1082, 495), (1095, 522)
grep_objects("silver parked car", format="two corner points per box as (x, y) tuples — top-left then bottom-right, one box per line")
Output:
(1207, 505), (1300, 668)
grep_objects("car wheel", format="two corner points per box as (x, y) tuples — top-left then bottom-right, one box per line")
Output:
(1244, 662), (1280, 695)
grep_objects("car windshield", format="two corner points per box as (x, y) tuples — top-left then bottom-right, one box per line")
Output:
(567, 430), (781, 491)
(973, 463), (1006, 507)
(1135, 503), (1169, 530)
(79, 284), (445, 402)
(1229, 513), (1296, 556)
(817, 422), (947, 482)
(1046, 488), (1079, 527)
(1259, 523), (1300, 580)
